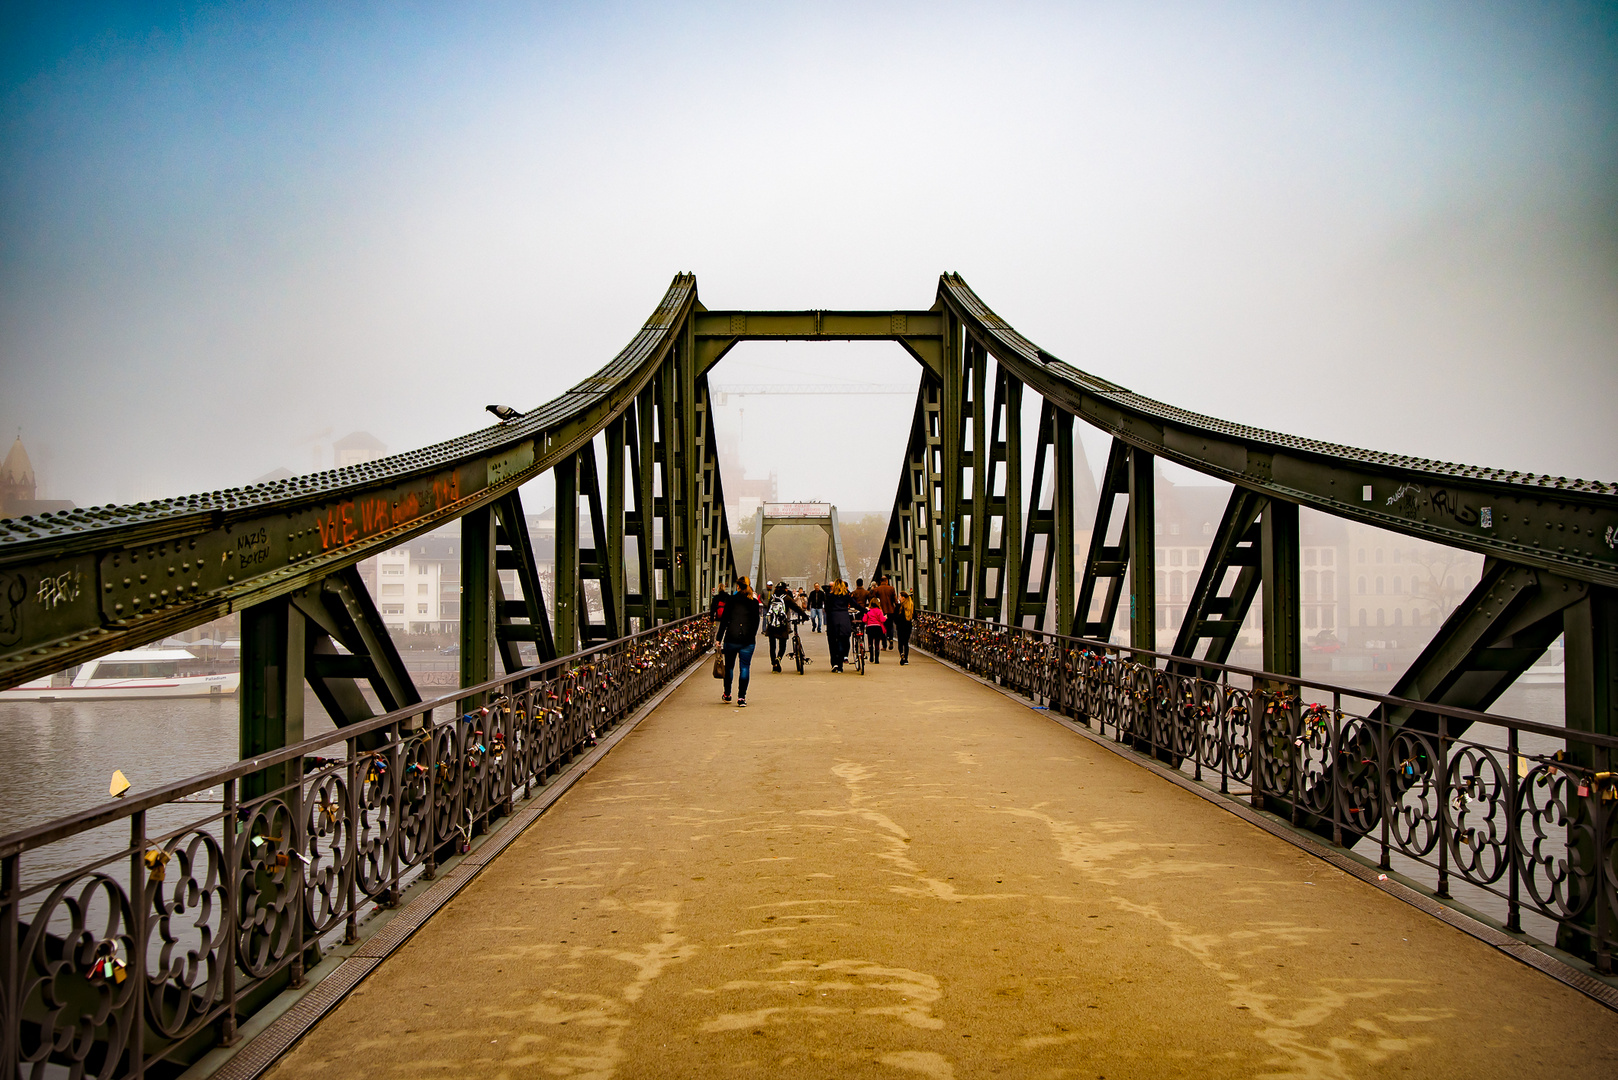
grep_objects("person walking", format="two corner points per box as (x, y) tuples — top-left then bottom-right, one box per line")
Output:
(809, 583), (825, 632)
(874, 574), (899, 651)
(852, 578), (868, 610)
(764, 581), (809, 672)
(719, 576), (762, 706)
(824, 580), (853, 672)
(895, 588), (914, 665)
(862, 599), (888, 663)
(710, 583), (731, 647)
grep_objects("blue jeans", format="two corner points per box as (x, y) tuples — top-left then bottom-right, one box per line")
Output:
(811, 608), (823, 632)
(723, 642), (755, 699)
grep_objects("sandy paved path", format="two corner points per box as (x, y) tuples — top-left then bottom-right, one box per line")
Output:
(269, 633), (1618, 1080)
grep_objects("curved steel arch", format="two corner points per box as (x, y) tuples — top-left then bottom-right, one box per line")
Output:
(935, 273), (1617, 584)
(0, 273), (733, 692)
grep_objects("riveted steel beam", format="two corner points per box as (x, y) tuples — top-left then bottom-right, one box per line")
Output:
(239, 594), (304, 800)
(692, 310), (944, 378)
(1074, 439), (1133, 641)
(293, 566), (422, 750)
(1000, 371), (1023, 624)
(937, 273), (1618, 591)
(576, 440), (618, 644)
(460, 504), (497, 711)
(1260, 498), (1301, 677)
(553, 456), (579, 657)
(967, 336), (990, 619)
(492, 488), (555, 665)
(1169, 488), (1267, 674)
(1383, 561), (1586, 734)
(1128, 445), (1157, 653)
(1013, 400), (1060, 629)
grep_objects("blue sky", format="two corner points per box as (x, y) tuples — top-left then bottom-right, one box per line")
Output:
(2, 1), (1614, 508)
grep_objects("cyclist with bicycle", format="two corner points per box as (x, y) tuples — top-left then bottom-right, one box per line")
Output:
(764, 581), (809, 673)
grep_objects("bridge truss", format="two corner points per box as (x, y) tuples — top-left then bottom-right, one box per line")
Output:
(0, 270), (1612, 782)
(1, 273), (1616, 1075)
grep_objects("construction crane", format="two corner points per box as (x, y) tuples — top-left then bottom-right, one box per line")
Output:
(710, 383), (912, 404)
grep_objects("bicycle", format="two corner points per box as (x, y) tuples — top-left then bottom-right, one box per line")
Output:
(849, 612), (867, 674)
(789, 616), (811, 674)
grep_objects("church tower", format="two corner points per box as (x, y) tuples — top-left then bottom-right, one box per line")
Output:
(0, 437), (35, 517)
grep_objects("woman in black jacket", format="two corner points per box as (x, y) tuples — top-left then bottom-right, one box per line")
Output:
(824, 580), (853, 672)
(720, 576), (762, 706)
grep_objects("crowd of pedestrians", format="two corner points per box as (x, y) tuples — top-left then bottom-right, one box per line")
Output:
(709, 571), (913, 701)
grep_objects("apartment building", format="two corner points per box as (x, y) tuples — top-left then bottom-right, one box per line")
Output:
(1149, 479), (1350, 646)
(1343, 521), (1482, 636)
(373, 535), (462, 634)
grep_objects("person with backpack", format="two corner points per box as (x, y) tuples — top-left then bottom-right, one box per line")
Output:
(720, 576), (762, 706)
(764, 581), (808, 672)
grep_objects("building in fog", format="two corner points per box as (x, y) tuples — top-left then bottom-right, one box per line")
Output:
(0, 436), (75, 519)
(374, 536), (462, 634)
(1343, 522), (1482, 641)
(333, 431), (387, 467)
(1151, 478), (1350, 647)
(718, 441), (776, 522)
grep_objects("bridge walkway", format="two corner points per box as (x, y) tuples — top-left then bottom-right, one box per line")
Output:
(267, 632), (1618, 1080)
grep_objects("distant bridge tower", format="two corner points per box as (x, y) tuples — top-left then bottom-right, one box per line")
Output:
(748, 502), (849, 587)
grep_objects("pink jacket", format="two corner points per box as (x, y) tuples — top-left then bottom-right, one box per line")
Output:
(863, 606), (887, 629)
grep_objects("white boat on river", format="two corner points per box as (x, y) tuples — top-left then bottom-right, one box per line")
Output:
(0, 648), (238, 701)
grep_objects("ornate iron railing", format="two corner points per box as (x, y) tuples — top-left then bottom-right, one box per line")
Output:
(915, 611), (1618, 974)
(0, 615), (712, 1079)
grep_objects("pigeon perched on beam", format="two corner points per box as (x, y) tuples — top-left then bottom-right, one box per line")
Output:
(486, 404), (522, 423)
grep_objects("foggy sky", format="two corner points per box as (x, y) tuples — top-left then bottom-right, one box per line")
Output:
(2, 2), (1614, 514)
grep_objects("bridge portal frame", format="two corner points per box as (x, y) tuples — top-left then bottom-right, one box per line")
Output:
(745, 502), (850, 590)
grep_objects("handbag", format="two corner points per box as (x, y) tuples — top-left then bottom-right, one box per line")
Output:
(712, 650), (725, 679)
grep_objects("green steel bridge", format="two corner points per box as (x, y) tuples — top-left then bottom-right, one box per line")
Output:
(1, 274), (1615, 1078)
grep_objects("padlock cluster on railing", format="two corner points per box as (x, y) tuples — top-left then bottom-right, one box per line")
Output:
(914, 610), (1618, 975)
(0, 612), (715, 1080)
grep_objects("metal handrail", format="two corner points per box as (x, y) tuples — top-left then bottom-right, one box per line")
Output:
(0, 614), (714, 1078)
(0, 613), (709, 859)
(919, 610), (1618, 749)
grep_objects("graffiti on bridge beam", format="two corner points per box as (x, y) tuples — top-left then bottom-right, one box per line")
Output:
(1387, 482), (1480, 527)
(314, 472), (461, 553)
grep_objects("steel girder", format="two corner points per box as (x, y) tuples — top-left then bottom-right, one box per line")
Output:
(885, 273), (1615, 743)
(877, 375), (945, 606)
(492, 487), (556, 668)
(241, 563), (422, 795)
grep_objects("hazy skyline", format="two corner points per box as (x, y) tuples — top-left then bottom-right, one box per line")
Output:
(3, 2), (1614, 513)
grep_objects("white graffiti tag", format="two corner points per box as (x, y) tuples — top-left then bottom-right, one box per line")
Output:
(36, 571), (80, 610)
(1606, 524), (1617, 551)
